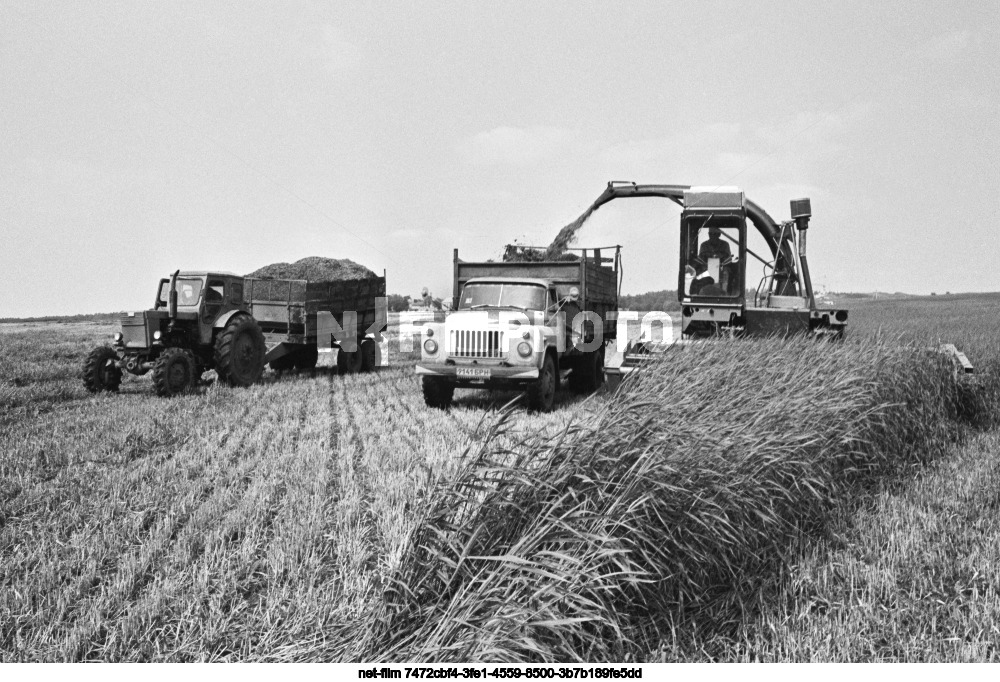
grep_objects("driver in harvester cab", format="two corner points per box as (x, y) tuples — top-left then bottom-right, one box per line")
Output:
(689, 227), (733, 295)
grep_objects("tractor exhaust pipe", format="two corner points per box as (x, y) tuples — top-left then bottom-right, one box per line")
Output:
(790, 199), (815, 308)
(168, 269), (180, 320)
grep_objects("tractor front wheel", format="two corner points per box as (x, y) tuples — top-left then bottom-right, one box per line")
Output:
(82, 346), (123, 393)
(152, 348), (197, 397)
(214, 316), (265, 386)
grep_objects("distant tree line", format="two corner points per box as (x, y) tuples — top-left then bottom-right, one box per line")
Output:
(617, 290), (681, 312)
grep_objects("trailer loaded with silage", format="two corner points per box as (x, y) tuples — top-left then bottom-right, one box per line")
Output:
(246, 257), (387, 374)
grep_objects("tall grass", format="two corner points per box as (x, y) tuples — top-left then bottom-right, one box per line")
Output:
(363, 337), (991, 661)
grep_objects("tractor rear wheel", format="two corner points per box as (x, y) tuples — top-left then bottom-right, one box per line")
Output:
(422, 377), (454, 409)
(527, 353), (558, 412)
(360, 338), (380, 372)
(152, 348), (197, 397)
(214, 315), (265, 386)
(294, 344), (319, 370)
(337, 346), (364, 374)
(82, 346), (122, 393)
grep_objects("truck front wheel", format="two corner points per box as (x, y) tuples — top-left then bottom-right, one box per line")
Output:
(214, 316), (265, 386)
(422, 377), (454, 409)
(82, 346), (122, 393)
(527, 354), (558, 412)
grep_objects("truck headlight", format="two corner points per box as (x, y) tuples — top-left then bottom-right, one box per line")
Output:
(153, 331), (162, 341)
(423, 339), (438, 354)
(517, 341), (533, 358)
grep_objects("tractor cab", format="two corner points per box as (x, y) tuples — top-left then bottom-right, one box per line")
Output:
(154, 272), (246, 318)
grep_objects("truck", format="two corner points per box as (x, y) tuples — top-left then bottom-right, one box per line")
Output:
(82, 269), (387, 397)
(415, 247), (620, 412)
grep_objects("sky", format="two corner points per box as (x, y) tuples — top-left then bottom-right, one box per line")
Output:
(1, 1), (998, 317)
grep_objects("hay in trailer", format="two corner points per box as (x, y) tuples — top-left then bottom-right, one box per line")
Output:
(247, 256), (378, 282)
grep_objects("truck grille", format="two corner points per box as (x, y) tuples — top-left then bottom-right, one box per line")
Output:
(450, 330), (503, 358)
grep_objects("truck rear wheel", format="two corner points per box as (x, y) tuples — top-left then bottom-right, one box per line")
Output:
(528, 354), (558, 412)
(337, 347), (363, 375)
(153, 348), (196, 397)
(214, 315), (265, 386)
(569, 346), (605, 394)
(82, 346), (122, 393)
(422, 377), (454, 409)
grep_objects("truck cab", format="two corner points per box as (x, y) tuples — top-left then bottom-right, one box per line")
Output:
(416, 248), (619, 412)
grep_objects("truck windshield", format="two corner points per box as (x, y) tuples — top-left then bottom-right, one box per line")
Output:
(157, 278), (204, 307)
(460, 283), (547, 311)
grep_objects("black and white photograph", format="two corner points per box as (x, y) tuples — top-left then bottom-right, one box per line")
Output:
(2, 0), (999, 669)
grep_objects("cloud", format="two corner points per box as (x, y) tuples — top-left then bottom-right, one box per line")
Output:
(457, 126), (582, 166)
(599, 123), (742, 166)
(318, 24), (362, 73)
(925, 29), (978, 61)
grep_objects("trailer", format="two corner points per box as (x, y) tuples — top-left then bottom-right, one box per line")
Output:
(245, 275), (386, 374)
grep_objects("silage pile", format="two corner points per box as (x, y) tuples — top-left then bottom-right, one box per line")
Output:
(247, 256), (377, 282)
(358, 337), (994, 662)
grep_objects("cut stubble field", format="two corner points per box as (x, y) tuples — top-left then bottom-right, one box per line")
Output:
(0, 322), (592, 660)
(2, 292), (1000, 662)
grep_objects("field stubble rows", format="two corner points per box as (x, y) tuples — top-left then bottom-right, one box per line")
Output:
(0, 322), (589, 660)
(2, 293), (1000, 661)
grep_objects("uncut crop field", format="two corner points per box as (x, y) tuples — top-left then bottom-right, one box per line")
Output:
(2, 294), (999, 662)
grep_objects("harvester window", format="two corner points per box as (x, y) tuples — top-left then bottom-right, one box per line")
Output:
(686, 225), (740, 297)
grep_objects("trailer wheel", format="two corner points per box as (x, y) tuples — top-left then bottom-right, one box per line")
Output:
(294, 344), (319, 370)
(82, 346), (122, 393)
(152, 348), (197, 397)
(360, 338), (380, 372)
(528, 353), (558, 412)
(337, 347), (364, 375)
(214, 315), (265, 386)
(422, 377), (454, 409)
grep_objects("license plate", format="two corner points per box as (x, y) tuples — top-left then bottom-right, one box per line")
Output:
(457, 367), (491, 380)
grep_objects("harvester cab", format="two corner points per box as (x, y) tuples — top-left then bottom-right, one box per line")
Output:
(676, 187), (847, 339)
